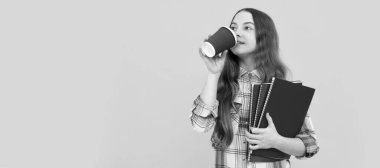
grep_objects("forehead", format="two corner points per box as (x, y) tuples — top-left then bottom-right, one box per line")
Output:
(232, 11), (254, 24)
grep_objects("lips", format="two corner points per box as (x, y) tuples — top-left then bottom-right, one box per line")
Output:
(237, 41), (245, 45)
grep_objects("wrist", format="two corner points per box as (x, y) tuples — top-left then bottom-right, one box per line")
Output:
(273, 134), (285, 149)
(208, 72), (221, 80)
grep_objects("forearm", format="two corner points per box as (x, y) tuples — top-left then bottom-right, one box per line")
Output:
(275, 136), (306, 157)
(190, 73), (220, 133)
(200, 73), (221, 106)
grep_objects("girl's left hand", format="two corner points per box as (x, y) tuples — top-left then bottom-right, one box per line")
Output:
(245, 113), (283, 150)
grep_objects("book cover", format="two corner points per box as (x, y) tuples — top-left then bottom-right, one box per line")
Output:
(248, 77), (315, 161)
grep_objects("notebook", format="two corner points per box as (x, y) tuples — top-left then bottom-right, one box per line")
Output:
(247, 77), (315, 161)
(248, 84), (261, 129)
(251, 83), (270, 128)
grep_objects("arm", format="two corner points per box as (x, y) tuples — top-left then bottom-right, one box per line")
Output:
(246, 114), (319, 158)
(200, 73), (221, 106)
(271, 114), (320, 158)
(189, 73), (221, 133)
(294, 114), (320, 159)
(281, 72), (319, 158)
(190, 47), (227, 133)
(275, 134), (306, 157)
(246, 113), (305, 156)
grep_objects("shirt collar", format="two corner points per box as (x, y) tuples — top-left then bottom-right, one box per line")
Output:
(239, 66), (260, 79)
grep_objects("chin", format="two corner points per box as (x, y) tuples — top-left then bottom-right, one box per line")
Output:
(231, 45), (256, 57)
(231, 49), (250, 58)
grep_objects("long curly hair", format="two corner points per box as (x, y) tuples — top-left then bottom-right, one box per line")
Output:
(212, 8), (289, 149)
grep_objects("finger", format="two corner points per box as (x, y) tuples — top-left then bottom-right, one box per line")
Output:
(250, 127), (264, 134)
(249, 144), (261, 150)
(211, 52), (224, 61)
(219, 50), (228, 58)
(199, 48), (207, 59)
(199, 48), (204, 56)
(245, 130), (261, 140)
(199, 48), (213, 65)
(219, 51), (227, 62)
(266, 113), (274, 127)
(199, 47), (211, 58)
(246, 138), (260, 145)
(221, 50), (228, 56)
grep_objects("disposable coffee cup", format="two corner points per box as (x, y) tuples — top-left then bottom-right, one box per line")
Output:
(201, 26), (237, 57)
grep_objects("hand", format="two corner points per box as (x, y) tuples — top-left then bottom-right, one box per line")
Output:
(199, 35), (227, 74)
(245, 113), (283, 150)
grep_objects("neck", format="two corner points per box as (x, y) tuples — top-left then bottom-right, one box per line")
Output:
(239, 55), (257, 72)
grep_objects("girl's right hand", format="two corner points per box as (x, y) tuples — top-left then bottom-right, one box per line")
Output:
(199, 36), (227, 75)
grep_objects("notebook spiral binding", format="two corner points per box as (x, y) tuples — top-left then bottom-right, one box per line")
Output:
(247, 84), (255, 161)
(257, 77), (276, 129)
(248, 77), (276, 161)
(247, 83), (264, 160)
(254, 85), (264, 128)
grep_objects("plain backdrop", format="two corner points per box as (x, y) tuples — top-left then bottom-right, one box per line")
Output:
(1, 0), (379, 168)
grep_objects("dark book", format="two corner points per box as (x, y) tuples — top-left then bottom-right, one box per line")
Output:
(247, 77), (315, 161)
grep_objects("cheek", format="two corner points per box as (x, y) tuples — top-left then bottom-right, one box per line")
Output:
(248, 38), (257, 50)
(249, 36), (257, 46)
(244, 38), (256, 51)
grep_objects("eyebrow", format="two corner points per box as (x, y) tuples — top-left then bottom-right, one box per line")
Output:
(231, 22), (254, 25)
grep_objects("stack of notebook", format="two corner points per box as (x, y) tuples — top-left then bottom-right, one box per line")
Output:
(247, 77), (315, 161)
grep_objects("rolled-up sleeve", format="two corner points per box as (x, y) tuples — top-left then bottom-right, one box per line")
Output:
(189, 95), (219, 133)
(295, 114), (320, 159)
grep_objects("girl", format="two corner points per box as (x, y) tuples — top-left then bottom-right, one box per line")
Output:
(190, 8), (319, 168)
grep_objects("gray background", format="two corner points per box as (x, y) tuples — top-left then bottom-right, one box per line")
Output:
(0, 0), (379, 168)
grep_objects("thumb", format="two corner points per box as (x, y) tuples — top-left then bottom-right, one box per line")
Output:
(219, 50), (228, 61)
(221, 50), (228, 57)
(266, 113), (274, 127)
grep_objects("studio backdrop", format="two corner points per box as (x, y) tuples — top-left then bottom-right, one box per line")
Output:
(0, 0), (379, 168)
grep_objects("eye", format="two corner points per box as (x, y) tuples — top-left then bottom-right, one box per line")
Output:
(230, 26), (237, 31)
(245, 26), (254, 30)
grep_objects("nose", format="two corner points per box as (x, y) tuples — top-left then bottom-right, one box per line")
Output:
(234, 29), (241, 37)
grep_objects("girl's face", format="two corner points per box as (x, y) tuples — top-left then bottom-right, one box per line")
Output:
(230, 11), (256, 58)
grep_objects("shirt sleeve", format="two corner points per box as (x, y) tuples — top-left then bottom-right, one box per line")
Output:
(295, 114), (320, 159)
(189, 95), (219, 133)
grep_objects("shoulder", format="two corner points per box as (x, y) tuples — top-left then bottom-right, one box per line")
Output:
(274, 68), (292, 81)
(285, 71), (293, 81)
(284, 68), (293, 81)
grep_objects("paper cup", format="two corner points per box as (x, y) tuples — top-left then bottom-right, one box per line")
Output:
(201, 26), (237, 57)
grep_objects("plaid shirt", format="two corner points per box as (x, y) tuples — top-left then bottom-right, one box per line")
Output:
(190, 67), (319, 168)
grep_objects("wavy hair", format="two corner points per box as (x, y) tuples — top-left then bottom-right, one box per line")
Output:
(212, 8), (289, 149)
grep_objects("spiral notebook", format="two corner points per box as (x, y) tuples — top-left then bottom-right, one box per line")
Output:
(247, 77), (315, 161)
